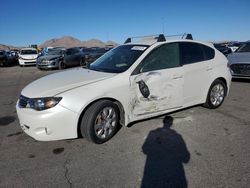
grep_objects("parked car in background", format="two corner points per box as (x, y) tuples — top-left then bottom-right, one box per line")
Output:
(228, 41), (250, 78)
(16, 34), (231, 144)
(6, 51), (18, 64)
(37, 47), (65, 70)
(40, 47), (54, 56)
(62, 47), (86, 69)
(0, 50), (9, 66)
(18, 48), (38, 66)
(227, 42), (242, 52)
(10, 51), (19, 62)
(84, 47), (109, 65)
(0, 50), (17, 66)
(61, 47), (110, 69)
(214, 43), (232, 56)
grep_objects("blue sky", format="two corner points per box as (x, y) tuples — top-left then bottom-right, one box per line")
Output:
(0, 0), (249, 46)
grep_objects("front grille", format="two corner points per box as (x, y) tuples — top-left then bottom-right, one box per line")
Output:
(19, 95), (29, 108)
(230, 64), (250, 75)
(24, 61), (36, 64)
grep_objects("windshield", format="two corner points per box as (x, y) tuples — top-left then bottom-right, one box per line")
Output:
(21, 49), (37, 55)
(236, 43), (250, 53)
(48, 49), (63, 55)
(89, 45), (148, 73)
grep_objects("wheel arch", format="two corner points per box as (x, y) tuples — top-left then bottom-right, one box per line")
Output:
(77, 97), (125, 138)
(215, 77), (228, 94)
(203, 77), (228, 104)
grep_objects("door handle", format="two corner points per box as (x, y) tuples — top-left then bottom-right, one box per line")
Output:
(172, 74), (183, 79)
(206, 66), (213, 71)
(146, 71), (161, 76)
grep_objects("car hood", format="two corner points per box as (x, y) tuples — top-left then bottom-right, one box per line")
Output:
(21, 68), (116, 98)
(38, 54), (62, 61)
(228, 52), (250, 64)
(19, 54), (38, 59)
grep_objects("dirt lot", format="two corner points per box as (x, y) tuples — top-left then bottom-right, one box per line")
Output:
(0, 66), (249, 188)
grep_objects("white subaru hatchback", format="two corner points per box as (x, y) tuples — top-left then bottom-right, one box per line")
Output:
(16, 34), (232, 143)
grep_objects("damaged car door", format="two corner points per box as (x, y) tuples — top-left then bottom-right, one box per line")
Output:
(129, 43), (183, 116)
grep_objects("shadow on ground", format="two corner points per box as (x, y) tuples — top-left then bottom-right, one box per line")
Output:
(0, 116), (16, 126)
(232, 78), (250, 83)
(141, 116), (190, 188)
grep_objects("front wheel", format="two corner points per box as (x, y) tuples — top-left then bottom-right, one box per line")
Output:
(59, 61), (66, 69)
(79, 58), (86, 67)
(80, 100), (120, 144)
(203, 79), (227, 109)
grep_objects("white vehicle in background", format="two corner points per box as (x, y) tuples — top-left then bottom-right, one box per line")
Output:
(16, 34), (232, 144)
(18, 48), (38, 66)
(228, 46), (239, 52)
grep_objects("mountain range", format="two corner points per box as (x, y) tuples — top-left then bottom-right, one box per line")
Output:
(0, 36), (119, 50)
(40, 36), (118, 48)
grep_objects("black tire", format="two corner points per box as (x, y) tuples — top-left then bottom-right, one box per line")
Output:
(80, 100), (120, 144)
(79, 58), (86, 67)
(203, 79), (227, 109)
(59, 61), (66, 69)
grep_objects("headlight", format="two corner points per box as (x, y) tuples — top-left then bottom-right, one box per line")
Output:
(27, 97), (62, 111)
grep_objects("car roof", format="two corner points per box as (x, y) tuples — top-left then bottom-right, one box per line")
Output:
(124, 39), (214, 48)
(122, 33), (214, 48)
(20, 48), (37, 50)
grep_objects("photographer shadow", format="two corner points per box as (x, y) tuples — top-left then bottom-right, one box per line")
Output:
(141, 116), (190, 188)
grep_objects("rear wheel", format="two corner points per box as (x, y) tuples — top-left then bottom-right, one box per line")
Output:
(80, 100), (120, 144)
(204, 79), (227, 109)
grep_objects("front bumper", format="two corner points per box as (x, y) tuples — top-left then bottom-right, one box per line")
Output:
(230, 63), (250, 78)
(37, 60), (59, 69)
(16, 101), (78, 141)
(19, 59), (37, 65)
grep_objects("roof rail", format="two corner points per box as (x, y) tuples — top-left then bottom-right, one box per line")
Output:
(124, 33), (193, 44)
(124, 34), (166, 44)
(165, 33), (193, 40)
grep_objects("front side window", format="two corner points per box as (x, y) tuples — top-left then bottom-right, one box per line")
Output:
(180, 42), (204, 65)
(137, 43), (180, 73)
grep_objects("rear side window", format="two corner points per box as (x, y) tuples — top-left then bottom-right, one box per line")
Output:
(138, 43), (180, 73)
(180, 42), (204, 65)
(201, 45), (215, 60)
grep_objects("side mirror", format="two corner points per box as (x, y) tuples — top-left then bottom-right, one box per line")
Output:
(137, 80), (150, 98)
